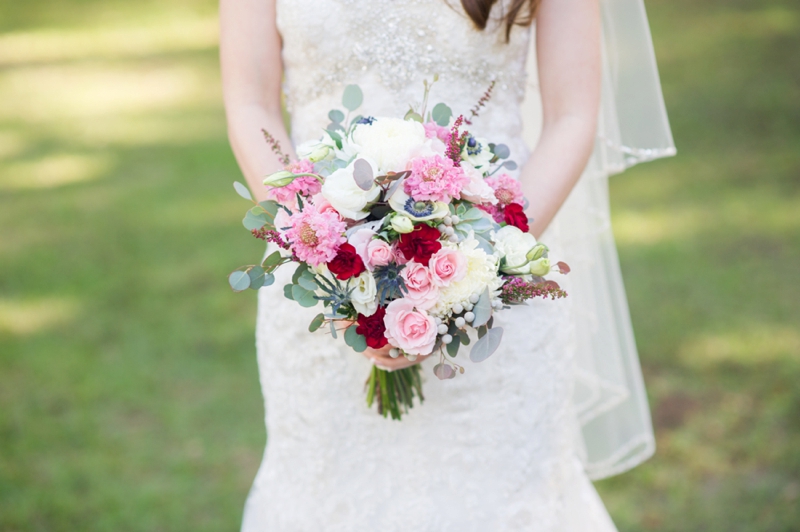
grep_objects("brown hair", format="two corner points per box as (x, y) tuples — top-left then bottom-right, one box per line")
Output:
(460, 0), (540, 41)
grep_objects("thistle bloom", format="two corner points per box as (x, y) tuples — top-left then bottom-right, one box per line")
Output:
(285, 202), (346, 267)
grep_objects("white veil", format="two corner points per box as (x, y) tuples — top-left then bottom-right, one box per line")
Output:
(521, 0), (675, 479)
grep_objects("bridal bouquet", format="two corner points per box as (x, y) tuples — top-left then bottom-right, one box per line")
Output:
(230, 82), (569, 420)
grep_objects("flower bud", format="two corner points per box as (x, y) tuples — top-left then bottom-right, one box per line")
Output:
(307, 145), (330, 163)
(526, 243), (548, 262)
(390, 214), (415, 234)
(529, 257), (551, 277)
(263, 170), (296, 188)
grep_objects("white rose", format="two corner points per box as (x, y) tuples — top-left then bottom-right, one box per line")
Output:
(321, 157), (381, 220)
(461, 136), (494, 169)
(350, 271), (378, 316)
(459, 162), (498, 205)
(493, 225), (539, 275)
(351, 117), (427, 173)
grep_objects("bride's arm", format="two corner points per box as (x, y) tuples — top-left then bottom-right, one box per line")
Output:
(519, 0), (602, 238)
(220, 0), (294, 203)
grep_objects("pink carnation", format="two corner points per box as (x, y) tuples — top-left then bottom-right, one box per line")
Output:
(285, 202), (346, 266)
(481, 174), (525, 222)
(267, 159), (322, 204)
(404, 155), (470, 203)
(383, 298), (438, 356)
(423, 122), (450, 143)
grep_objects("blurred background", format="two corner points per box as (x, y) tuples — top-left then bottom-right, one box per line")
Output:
(1, 0), (798, 530)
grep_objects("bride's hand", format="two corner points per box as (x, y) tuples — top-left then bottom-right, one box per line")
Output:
(363, 345), (428, 372)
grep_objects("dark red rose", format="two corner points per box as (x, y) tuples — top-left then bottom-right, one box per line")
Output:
(397, 224), (442, 266)
(503, 203), (530, 232)
(327, 243), (366, 280)
(356, 306), (389, 349)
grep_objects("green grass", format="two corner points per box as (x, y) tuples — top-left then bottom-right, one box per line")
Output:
(1, 0), (798, 530)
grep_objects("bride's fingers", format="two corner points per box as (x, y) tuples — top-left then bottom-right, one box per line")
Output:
(367, 352), (428, 371)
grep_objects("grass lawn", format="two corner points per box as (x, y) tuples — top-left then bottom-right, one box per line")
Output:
(1, 0), (798, 530)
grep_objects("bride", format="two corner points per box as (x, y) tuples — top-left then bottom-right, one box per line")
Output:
(220, 0), (675, 530)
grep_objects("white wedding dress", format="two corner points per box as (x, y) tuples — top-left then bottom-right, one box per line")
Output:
(241, 1), (673, 530)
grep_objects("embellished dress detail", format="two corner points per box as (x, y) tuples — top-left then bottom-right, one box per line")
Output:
(242, 1), (621, 530)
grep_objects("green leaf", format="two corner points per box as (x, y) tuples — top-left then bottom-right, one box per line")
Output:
(247, 266), (266, 290)
(262, 251), (283, 269)
(469, 326), (504, 363)
(471, 288), (492, 327)
(283, 283), (295, 300)
(344, 325), (368, 352)
(327, 129), (344, 150)
(262, 273), (275, 287)
(228, 270), (250, 292)
(446, 337), (460, 358)
(431, 103), (452, 127)
(308, 313), (325, 332)
(433, 363), (456, 380)
(328, 109), (345, 123)
(342, 84), (363, 111)
(502, 160), (518, 171)
(292, 263), (309, 284)
(291, 284), (318, 308)
(258, 200), (280, 220)
(233, 181), (252, 201)
(242, 208), (269, 231)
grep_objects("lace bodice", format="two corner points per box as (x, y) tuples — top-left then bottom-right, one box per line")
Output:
(276, 0), (532, 161)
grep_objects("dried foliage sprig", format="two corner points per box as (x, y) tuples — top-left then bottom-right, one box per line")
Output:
(500, 277), (568, 304)
(464, 81), (496, 125)
(262, 128), (291, 166)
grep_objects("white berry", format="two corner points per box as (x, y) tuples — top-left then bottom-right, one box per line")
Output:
(450, 215), (460, 224)
(469, 293), (480, 304)
(437, 224), (446, 232)
(437, 323), (449, 335)
(389, 348), (400, 358)
(441, 334), (453, 344)
(444, 226), (455, 236)
(406, 354), (417, 362)
(464, 311), (475, 322)
(443, 216), (452, 226)
(455, 317), (466, 328)
(464, 303), (474, 311)
(452, 303), (464, 314)
(448, 234), (459, 243)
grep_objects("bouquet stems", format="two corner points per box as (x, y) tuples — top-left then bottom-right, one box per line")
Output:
(366, 365), (425, 420)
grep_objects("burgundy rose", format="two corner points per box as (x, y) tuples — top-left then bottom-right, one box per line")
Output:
(356, 306), (389, 349)
(397, 224), (442, 266)
(327, 243), (366, 280)
(503, 203), (530, 233)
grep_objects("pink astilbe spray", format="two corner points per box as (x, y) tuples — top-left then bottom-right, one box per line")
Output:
(500, 277), (568, 304)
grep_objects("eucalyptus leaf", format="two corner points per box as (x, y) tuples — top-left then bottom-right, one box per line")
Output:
(243, 209), (269, 231)
(459, 207), (485, 222)
(247, 266), (266, 290)
(492, 143), (510, 159)
(292, 263), (309, 284)
(233, 181), (252, 201)
(297, 273), (318, 291)
(353, 159), (374, 191)
(308, 313), (325, 333)
(433, 363), (456, 380)
(477, 325), (487, 339)
(258, 200), (280, 220)
(344, 325), (368, 353)
(262, 251), (283, 268)
(404, 110), (423, 123)
(469, 327), (504, 363)
(471, 288), (492, 327)
(228, 270), (250, 292)
(342, 84), (363, 111)
(502, 160), (518, 171)
(330, 320), (338, 339)
(385, 175), (405, 201)
(262, 273), (275, 287)
(327, 129), (343, 149)
(431, 103), (452, 127)
(328, 109), (345, 123)
(283, 284), (295, 300)
(326, 122), (345, 133)
(291, 284), (319, 308)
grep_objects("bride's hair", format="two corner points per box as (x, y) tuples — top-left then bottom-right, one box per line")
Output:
(460, 0), (540, 40)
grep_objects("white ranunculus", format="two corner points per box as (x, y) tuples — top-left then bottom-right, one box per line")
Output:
(493, 225), (539, 275)
(351, 117), (427, 173)
(350, 271), (378, 317)
(321, 157), (381, 220)
(461, 137), (494, 169)
(387, 189), (449, 221)
(459, 162), (498, 205)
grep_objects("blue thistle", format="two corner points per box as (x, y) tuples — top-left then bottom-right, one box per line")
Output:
(373, 263), (408, 304)
(357, 116), (376, 125)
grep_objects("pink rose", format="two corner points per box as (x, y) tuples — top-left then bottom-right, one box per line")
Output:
(383, 298), (438, 356)
(428, 247), (467, 287)
(348, 227), (375, 268)
(366, 239), (394, 268)
(310, 193), (338, 215)
(400, 261), (439, 310)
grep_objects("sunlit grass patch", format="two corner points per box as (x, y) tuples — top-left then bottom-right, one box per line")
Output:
(0, 152), (112, 190)
(0, 296), (80, 335)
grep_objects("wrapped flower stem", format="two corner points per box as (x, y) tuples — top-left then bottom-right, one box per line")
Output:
(366, 365), (424, 421)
